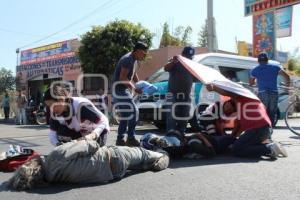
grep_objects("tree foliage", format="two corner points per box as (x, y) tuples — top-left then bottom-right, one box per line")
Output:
(181, 26), (193, 46)
(287, 48), (300, 76)
(159, 22), (180, 47)
(78, 20), (152, 76)
(197, 22), (208, 47)
(288, 58), (300, 71)
(174, 26), (184, 39)
(159, 22), (192, 48)
(0, 67), (15, 94)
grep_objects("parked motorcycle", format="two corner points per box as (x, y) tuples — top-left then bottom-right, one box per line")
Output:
(26, 101), (47, 125)
(33, 104), (47, 125)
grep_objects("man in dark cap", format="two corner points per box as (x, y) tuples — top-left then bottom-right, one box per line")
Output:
(249, 52), (290, 128)
(164, 46), (195, 134)
(112, 41), (149, 147)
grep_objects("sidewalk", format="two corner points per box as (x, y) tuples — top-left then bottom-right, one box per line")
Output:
(0, 117), (16, 125)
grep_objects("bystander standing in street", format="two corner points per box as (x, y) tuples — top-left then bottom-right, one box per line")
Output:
(112, 41), (148, 147)
(15, 90), (27, 125)
(1, 91), (10, 120)
(164, 46), (195, 134)
(249, 52), (290, 127)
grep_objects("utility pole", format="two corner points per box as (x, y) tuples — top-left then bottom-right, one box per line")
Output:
(207, 0), (217, 52)
(16, 48), (20, 90)
(16, 48), (20, 66)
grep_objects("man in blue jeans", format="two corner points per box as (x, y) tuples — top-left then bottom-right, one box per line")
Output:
(112, 41), (148, 146)
(249, 52), (290, 127)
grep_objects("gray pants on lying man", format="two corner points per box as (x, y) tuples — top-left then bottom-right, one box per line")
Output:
(8, 139), (169, 191)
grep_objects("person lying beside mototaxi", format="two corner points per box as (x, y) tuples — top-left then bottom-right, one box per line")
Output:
(140, 130), (216, 159)
(141, 100), (239, 158)
(44, 85), (109, 147)
(7, 139), (169, 191)
(205, 83), (287, 159)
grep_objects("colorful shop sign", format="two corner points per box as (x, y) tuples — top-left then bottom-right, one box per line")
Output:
(253, 11), (276, 59)
(17, 56), (80, 80)
(245, 0), (300, 16)
(245, 0), (262, 16)
(20, 39), (79, 64)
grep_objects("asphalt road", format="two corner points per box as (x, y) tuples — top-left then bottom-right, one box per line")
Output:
(1, 120), (300, 200)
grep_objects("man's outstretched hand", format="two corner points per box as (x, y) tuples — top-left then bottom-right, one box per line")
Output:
(206, 84), (214, 92)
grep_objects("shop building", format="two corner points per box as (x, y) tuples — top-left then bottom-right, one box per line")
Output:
(16, 39), (82, 102)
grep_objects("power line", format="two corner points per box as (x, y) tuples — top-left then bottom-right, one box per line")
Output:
(18, 0), (119, 50)
(50, 0), (126, 39)
(41, 0), (147, 43)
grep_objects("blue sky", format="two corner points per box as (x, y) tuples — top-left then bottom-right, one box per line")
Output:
(1, 0), (300, 73)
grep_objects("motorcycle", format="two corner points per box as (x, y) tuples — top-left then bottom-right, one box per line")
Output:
(34, 103), (47, 125)
(26, 101), (47, 125)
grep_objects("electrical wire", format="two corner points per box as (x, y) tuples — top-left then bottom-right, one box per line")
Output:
(18, 0), (119, 50)
(28, 0), (147, 44)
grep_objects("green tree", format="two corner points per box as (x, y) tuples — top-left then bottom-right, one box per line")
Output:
(287, 58), (300, 71)
(159, 22), (192, 48)
(295, 68), (300, 77)
(159, 22), (181, 48)
(287, 48), (300, 76)
(181, 26), (192, 46)
(0, 67), (15, 94)
(78, 20), (152, 77)
(197, 22), (208, 47)
(174, 26), (184, 39)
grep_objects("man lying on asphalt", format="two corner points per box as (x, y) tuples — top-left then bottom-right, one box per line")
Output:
(7, 139), (169, 191)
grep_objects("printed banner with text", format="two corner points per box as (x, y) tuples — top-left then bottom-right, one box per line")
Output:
(20, 39), (79, 64)
(245, 0), (300, 16)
